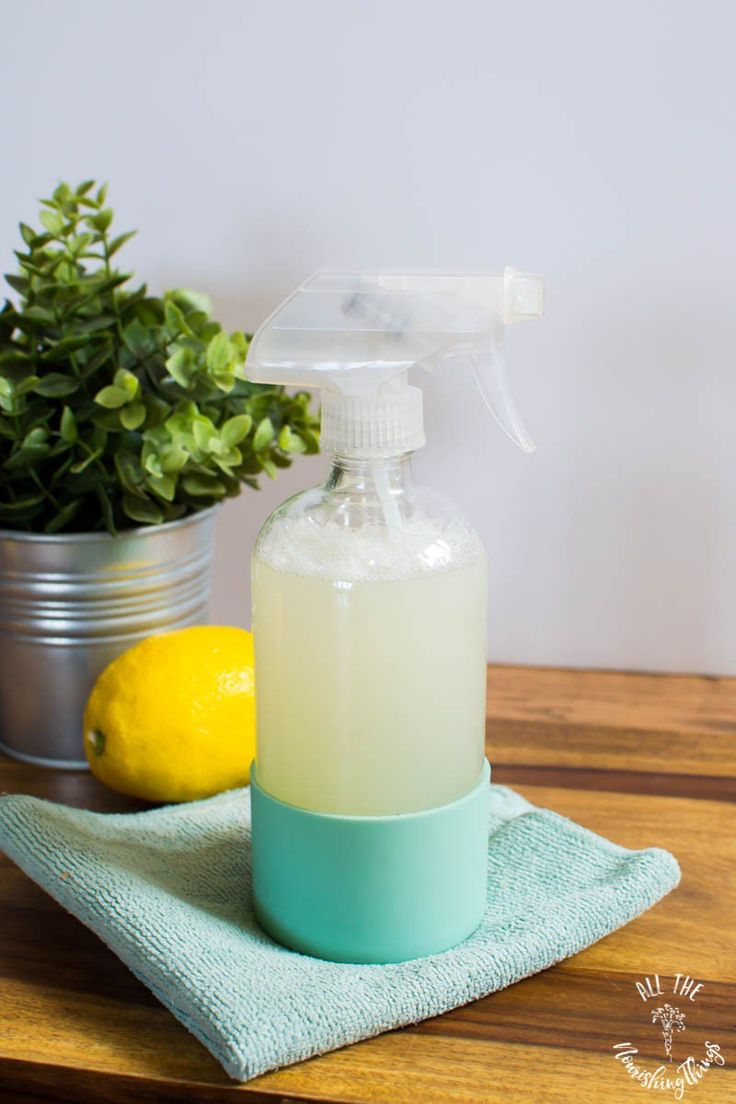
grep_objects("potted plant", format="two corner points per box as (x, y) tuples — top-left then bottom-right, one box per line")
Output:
(0, 180), (319, 767)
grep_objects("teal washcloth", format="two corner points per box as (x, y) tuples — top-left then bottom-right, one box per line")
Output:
(0, 783), (679, 1081)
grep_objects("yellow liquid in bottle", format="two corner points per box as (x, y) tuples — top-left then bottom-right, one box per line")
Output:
(253, 539), (487, 816)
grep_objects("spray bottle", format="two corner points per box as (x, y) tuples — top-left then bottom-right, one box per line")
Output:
(246, 269), (543, 963)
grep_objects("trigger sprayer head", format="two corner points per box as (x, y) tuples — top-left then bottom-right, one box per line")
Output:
(245, 269), (543, 458)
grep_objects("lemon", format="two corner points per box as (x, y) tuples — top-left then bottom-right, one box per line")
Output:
(84, 625), (255, 802)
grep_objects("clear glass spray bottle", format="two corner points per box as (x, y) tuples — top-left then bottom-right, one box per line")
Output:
(247, 270), (543, 963)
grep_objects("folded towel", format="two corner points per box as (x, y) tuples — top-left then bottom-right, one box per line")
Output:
(0, 783), (679, 1081)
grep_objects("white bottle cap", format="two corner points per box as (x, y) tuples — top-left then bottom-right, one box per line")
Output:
(320, 385), (425, 458)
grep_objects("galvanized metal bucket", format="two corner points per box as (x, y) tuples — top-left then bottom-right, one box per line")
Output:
(0, 508), (216, 769)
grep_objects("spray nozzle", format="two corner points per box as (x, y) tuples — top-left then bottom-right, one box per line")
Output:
(246, 269), (543, 457)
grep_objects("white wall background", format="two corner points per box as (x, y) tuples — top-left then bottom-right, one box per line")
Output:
(3, 0), (736, 674)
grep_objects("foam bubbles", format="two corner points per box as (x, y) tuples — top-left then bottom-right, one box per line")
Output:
(255, 512), (484, 583)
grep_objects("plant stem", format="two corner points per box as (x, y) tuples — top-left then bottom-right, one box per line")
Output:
(29, 466), (60, 510)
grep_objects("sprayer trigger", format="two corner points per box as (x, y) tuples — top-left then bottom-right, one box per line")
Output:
(470, 325), (536, 454)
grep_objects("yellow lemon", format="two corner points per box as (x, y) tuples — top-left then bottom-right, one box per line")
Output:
(84, 625), (255, 802)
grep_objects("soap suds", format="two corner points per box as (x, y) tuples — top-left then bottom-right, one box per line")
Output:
(255, 513), (484, 583)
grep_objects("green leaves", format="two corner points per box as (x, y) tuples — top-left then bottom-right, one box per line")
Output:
(170, 288), (211, 315)
(206, 331), (231, 373)
(278, 424), (308, 453)
(107, 230), (137, 257)
(34, 372), (78, 398)
(120, 403), (146, 430)
(165, 344), (195, 387)
(122, 317), (154, 358)
(45, 499), (81, 533)
(160, 299), (248, 397)
(40, 209), (64, 236)
(94, 368), (143, 429)
(0, 178), (320, 533)
(253, 416), (275, 452)
(122, 494), (163, 525)
(164, 299), (187, 334)
(114, 368), (139, 397)
(114, 450), (146, 497)
(88, 208), (113, 233)
(21, 305), (55, 326)
(23, 427), (50, 456)
(60, 406), (77, 442)
(181, 474), (226, 497)
(4, 426), (50, 469)
(146, 473), (175, 501)
(95, 385), (129, 409)
(221, 414), (252, 446)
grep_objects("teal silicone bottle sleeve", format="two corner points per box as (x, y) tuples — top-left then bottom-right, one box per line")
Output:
(250, 759), (490, 964)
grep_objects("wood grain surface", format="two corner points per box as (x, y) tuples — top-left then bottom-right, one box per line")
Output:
(0, 665), (734, 1104)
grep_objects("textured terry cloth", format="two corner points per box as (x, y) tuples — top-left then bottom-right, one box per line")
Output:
(0, 784), (679, 1081)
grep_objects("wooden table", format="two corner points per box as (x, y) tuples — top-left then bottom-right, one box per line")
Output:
(0, 666), (734, 1103)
